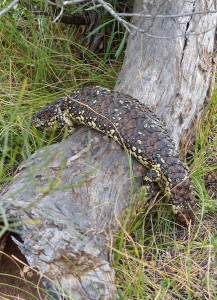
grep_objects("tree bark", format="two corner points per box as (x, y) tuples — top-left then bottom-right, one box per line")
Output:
(0, 1), (216, 299)
(115, 0), (217, 152)
(1, 129), (146, 299)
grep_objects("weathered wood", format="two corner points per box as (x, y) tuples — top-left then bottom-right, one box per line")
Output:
(115, 0), (217, 151)
(1, 1), (216, 299)
(1, 128), (146, 299)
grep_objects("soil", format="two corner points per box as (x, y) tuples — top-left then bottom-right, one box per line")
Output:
(0, 232), (45, 300)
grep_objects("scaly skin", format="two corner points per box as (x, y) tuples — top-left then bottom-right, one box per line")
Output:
(32, 86), (196, 223)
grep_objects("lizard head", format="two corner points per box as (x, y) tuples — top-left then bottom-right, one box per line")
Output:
(31, 101), (62, 132)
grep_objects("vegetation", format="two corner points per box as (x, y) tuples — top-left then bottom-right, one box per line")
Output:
(113, 92), (217, 299)
(0, 3), (216, 300)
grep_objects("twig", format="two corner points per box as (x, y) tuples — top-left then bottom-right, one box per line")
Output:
(3, 0), (213, 40)
(63, 0), (86, 5)
(44, 0), (216, 39)
(31, 10), (87, 25)
(0, 0), (19, 16)
(94, 0), (217, 39)
(126, 23), (217, 40)
(51, 2), (64, 23)
(46, 0), (62, 7)
(118, 10), (217, 19)
(95, 0), (131, 32)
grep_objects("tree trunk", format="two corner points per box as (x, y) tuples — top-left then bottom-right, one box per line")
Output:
(115, 0), (217, 152)
(0, 1), (216, 299)
(0, 129), (146, 299)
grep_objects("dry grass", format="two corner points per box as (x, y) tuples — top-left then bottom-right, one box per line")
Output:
(114, 93), (217, 299)
(0, 3), (216, 300)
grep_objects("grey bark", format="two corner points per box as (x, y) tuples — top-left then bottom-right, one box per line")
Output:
(1, 1), (216, 299)
(115, 0), (217, 151)
(1, 128), (146, 299)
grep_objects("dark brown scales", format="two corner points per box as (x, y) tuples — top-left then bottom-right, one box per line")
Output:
(32, 86), (196, 223)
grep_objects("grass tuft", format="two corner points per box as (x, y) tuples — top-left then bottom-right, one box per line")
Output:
(0, 8), (118, 181)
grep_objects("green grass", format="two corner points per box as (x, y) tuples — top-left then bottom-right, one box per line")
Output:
(0, 7), (119, 181)
(0, 4), (217, 300)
